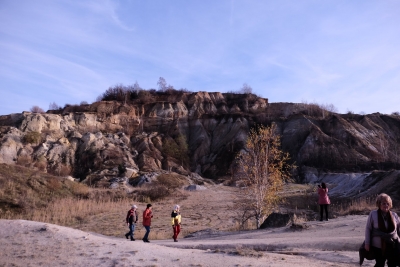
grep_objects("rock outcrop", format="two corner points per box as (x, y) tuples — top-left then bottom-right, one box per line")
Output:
(0, 91), (400, 186)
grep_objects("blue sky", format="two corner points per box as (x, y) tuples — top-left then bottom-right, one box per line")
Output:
(1, 0), (399, 115)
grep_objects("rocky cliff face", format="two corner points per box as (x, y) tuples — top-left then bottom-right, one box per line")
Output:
(0, 91), (399, 185)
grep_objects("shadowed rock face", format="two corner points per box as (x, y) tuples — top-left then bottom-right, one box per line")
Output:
(0, 91), (400, 184)
(260, 212), (291, 228)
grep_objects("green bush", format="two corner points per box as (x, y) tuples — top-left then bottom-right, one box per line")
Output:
(23, 131), (41, 144)
(162, 135), (189, 166)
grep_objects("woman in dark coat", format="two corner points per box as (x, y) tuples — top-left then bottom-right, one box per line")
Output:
(364, 193), (400, 267)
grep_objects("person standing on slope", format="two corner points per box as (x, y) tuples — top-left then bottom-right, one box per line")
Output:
(318, 182), (330, 221)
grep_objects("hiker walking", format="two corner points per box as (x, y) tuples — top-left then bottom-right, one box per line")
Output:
(318, 182), (330, 221)
(142, 204), (153, 243)
(171, 205), (181, 242)
(364, 193), (400, 267)
(125, 205), (138, 241)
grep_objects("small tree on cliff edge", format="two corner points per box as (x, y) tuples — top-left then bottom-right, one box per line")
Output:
(235, 124), (292, 229)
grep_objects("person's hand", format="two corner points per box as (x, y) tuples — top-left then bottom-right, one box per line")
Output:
(365, 244), (370, 251)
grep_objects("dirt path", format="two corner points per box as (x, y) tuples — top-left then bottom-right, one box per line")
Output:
(71, 184), (241, 241)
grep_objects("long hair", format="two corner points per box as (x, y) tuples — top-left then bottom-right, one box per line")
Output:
(321, 182), (327, 189)
(376, 193), (392, 209)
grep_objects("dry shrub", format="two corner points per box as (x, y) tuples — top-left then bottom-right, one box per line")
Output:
(69, 182), (90, 198)
(59, 165), (71, 176)
(137, 184), (169, 202)
(138, 90), (156, 104)
(16, 188), (36, 210)
(136, 173), (186, 201)
(102, 147), (124, 167)
(156, 173), (185, 190)
(300, 101), (338, 118)
(16, 155), (31, 167)
(291, 213), (308, 224)
(231, 246), (263, 258)
(46, 177), (62, 191)
(48, 164), (72, 177)
(34, 158), (47, 172)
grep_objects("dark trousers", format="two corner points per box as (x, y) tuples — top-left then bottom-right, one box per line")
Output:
(320, 204), (329, 220)
(371, 246), (397, 267)
(143, 226), (151, 241)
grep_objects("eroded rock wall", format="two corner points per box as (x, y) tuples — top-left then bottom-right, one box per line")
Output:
(0, 91), (400, 183)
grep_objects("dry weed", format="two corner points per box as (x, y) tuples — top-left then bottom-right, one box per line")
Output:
(231, 246), (263, 258)
(331, 197), (375, 216)
(16, 155), (32, 167)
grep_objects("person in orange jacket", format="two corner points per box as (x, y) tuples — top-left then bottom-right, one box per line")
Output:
(142, 204), (153, 243)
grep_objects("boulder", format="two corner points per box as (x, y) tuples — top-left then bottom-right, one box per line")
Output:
(260, 212), (292, 229)
(65, 176), (76, 182)
(125, 167), (138, 178)
(185, 184), (206, 191)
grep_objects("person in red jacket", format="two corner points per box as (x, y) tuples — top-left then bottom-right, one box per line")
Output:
(142, 204), (153, 243)
(318, 182), (331, 221)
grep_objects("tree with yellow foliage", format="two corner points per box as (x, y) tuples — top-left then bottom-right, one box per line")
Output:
(235, 124), (292, 229)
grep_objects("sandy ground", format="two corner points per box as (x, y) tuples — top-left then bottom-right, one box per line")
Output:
(0, 215), (374, 267)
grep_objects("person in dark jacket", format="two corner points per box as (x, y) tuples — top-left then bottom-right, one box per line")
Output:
(125, 205), (138, 241)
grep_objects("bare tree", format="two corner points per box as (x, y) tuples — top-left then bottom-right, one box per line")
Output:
(133, 81), (141, 92)
(319, 103), (338, 118)
(157, 77), (167, 91)
(240, 83), (253, 94)
(235, 124), (292, 229)
(30, 105), (45, 113)
(49, 102), (61, 110)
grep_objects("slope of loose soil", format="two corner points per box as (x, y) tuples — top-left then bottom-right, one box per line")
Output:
(0, 215), (374, 267)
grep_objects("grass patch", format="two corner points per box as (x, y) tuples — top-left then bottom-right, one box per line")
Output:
(282, 183), (376, 220)
(230, 246), (263, 258)
(136, 173), (188, 202)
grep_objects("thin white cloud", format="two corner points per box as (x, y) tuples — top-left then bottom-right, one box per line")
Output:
(0, 0), (400, 115)
(79, 0), (135, 32)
